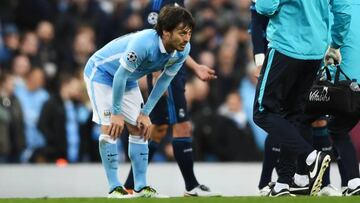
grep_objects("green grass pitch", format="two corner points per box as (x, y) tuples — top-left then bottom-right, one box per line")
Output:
(0, 197), (360, 203)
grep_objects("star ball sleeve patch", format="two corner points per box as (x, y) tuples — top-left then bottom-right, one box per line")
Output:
(147, 12), (158, 25)
(126, 51), (138, 63)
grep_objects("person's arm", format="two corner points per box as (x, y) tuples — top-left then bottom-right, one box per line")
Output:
(109, 35), (148, 138)
(329, 0), (351, 49)
(324, 0), (351, 65)
(255, 0), (280, 16)
(185, 56), (217, 81)
(250, 7), (269, 67)
(141, 67), (178, 116)
(136, 68), (178, 140)
(141, 43), (190, 115)
(111, 66), (132, 115)
(250, 4), (270, 79)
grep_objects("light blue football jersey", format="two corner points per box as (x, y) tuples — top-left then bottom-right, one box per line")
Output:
(84, 29), (189, 88)
(84, 29), (190, 116)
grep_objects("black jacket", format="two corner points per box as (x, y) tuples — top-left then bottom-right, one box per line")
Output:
(38, 94), (67, 161)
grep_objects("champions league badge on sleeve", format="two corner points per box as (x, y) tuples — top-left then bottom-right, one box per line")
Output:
(148, 12), (158, 25)
(127, 51), (138, 63)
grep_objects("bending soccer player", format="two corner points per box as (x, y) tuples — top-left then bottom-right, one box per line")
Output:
(122, 0), (219, 197)
(84, 5), (195, 198)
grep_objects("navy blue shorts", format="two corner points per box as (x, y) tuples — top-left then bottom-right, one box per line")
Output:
(147, 67), (189, 125)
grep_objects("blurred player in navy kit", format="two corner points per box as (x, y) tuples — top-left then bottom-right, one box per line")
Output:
(122, 0), (219, 197)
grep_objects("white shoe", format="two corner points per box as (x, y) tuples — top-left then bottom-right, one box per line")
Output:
(317, 184), (342, 196)
(341, 186), (348, 195)
(184, 184), (221, 197)
(259, 185), (272, 196)
(134, 186), (169, 198)
(108, 186), (135, 199)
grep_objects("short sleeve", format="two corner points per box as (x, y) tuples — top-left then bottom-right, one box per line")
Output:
(119, 34), (149, 72)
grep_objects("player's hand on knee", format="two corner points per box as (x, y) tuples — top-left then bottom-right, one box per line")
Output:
(109, 114), (125, 139)
(136, 113), (152, 140)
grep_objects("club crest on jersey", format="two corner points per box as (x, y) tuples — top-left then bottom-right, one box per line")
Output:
(165, 58), (178, 67)
(179, 108), (186, 118)
(127, 51), (137, 63)
(103, 110), (111, 117)
(147, 12), (158, 25)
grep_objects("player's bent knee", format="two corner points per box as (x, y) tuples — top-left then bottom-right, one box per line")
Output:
(173, 121), (192, 138)
(311, 119), (327, 128)
(129, 135), (148, 144)
(100, 125), (110, 135)
(151, 124), (169, 143)
(126, 123), (141, 135)
(99, 125), (117, 144)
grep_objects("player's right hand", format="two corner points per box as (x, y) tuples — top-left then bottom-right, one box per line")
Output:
(108, 114), (125, 140)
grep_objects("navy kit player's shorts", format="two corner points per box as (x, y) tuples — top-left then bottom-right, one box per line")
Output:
(254, 49), (321, 118)
(147, 67), (189, 125)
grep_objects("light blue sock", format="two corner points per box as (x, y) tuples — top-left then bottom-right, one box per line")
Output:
(99, 134), (121, 192)
(128, 135), (149, 191)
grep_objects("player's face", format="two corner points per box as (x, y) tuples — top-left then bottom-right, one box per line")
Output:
(166, 23), (192, 52)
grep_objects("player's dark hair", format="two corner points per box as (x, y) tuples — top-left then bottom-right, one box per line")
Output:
(155, 5), (195, 37)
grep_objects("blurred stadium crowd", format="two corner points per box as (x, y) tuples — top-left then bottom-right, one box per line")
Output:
(0, 0), (359, 164)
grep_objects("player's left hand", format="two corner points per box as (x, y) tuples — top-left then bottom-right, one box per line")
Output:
(324, 47), (341, 65)
(136, 113), (153, 140)
(194, 64), (217, 81)
(253, 65), (262, 79)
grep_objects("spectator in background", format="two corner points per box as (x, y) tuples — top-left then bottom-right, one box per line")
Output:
(215, 27), (239, 104)
(15, 0), (53, 30)
(0, 24), (20, 67)
(11, 54), (31, 86)
(0, 71), (25, 163)
(38, 73), (85, 163)
(61, 26), (96, 74)
(36, 21), (58, 82)
(14, 67), (49, 163)
(192, 86), (262, 161)
(54, 0), (109, 49)
(0, 72), (11, 162)
(19, 31), (41, 66)
(218, 91), (248, 131)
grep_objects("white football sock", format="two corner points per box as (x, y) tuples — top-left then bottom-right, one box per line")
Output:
(294, 173), (309, 186)
(306, 150), (317, 166)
